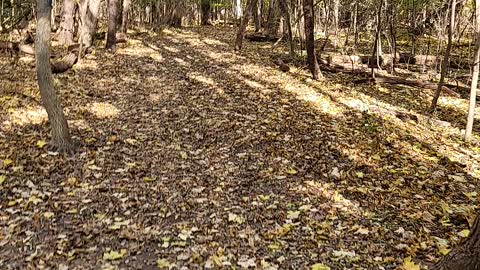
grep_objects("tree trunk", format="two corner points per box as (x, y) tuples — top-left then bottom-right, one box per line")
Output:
(253, 0), (261, 32)
(57, 0), (76, 45)
(431, 213), (480, 270)
(234, 0), (243, 19)
(79, 0), (101, 48)
(120, 0), (130, 33)
(465, 0), (480, 142)
(303, 0), (322, 80)
(430, 0), (456, 112)
(279, 0), (294, 57)
(370, 0), (384, 78)
(234, 0), (256, 51)
(265, 0), (280, 37)
(201, 0), (211, 25)
(35, 0), (73, 152)
(106, 0), (118, 50)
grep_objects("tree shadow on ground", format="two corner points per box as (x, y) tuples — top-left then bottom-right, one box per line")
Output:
(0, 26), (479, 269)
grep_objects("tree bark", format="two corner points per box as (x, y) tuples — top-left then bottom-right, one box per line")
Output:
(200, 0), (211, 25)
(57, 0), (76, 45)
(234, 0), (256, 51)
(303, 0), (322, 79)
(79, 0), (101, 48)
(106, 0), (119, 50)
(253, 0), (261, 32)
(465, 0), (480, 142)
(35, 0), (73, 152)
(120, 0), (130, 33)
(370, 0), (384, 78)
(430, 213), (480, 270)
(279, 0), (294, 57)
(430, 0), (456, 112)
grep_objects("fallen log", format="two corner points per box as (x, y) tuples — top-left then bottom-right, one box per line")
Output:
(52, 53), (78, 74)
(354, 76), (461, 98)
(245, 33), (279, 42)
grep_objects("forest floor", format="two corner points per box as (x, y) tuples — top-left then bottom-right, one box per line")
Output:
(1, 26), (480, 270)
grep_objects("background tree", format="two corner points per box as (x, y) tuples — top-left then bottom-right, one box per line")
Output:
(465, 0), (480, 142)
(35, 0), (73, 152)
(303, 0), (321, 79)
(106, 0), (119, 50)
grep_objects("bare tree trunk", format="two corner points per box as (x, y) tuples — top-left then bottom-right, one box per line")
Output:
(106, 0), (118, 50)
(234, 0), (257, 51)
(79, 0), (101, 48)
(431, 213), (480, 269)
(279, 0), (294, 57)
(57, 0), (76, 45)
(371, 0), (383, 78)
(303, 0), (322, 80)
(465, 0), (480, 142)
(430, 0), (456, 112)
(253, 0), (261, 32)
(201, 0), (211, 25)
(35, 0), (73, 152)
(120, 0), (130, 33)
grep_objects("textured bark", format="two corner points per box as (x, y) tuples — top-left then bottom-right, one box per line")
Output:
(200, 0), (211, 25)
(35, 0), (73, 152)
(79, 0), (101, 48)
(465, 0), (480, 142)
(430, 0), (456, 112)
(431, 214), (480, 270)
(279, 0), (294, 57)
(120, 0), (130, 33)
(234, 0), (257, 51)
(106, 0), (119, 50)
(57, 0), (76, 45)
(370, 0), (383, 78)
(303, 0), (322, 79)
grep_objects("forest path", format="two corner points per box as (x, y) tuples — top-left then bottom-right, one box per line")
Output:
(0, 26), (479, 269)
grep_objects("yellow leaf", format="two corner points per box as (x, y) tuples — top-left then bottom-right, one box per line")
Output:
(458, 229), (470, 238)
(286, 168), (297, 175)
(156, 258), (171, 268)
(36, 140), (47, 148)
(3, 159), (13, 167)
(311, 263), (330, 270)
(103, 250), (126, 261)
(355, 227), (369, 235)
(180, 151), (188, 159)
(402, 256), (420, 270)
(355, 172), (364, 178)
(143, 177), (155, 182)
(0, 175), (5, 185)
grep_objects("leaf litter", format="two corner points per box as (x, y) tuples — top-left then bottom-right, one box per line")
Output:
(0, 26), (479, 269)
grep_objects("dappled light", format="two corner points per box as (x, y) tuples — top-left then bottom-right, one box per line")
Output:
(1, 14), (480, 270)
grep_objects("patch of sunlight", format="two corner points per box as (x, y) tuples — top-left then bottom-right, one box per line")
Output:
(121, 45), (160, 59)
(187, 72), (216, 86)
(244, 79), (265, 90)
(202, 38), (227, 46)
(303, 180), (361, 215)
(337, 97), (369, 111)
(86, 102), (120, 119)
(206, 51), (237, 64)
(69, 119), (91, 130)
(187, 72), (226, 95)
(284, 83), (344, 116)
(231, 63), (269, 78)
(74, 59), (98, 70)
(2, 106), (47, 130)
(18, 56), (35, 65)
(174, 57), (190, 67)
(163, 45), (180, 53)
